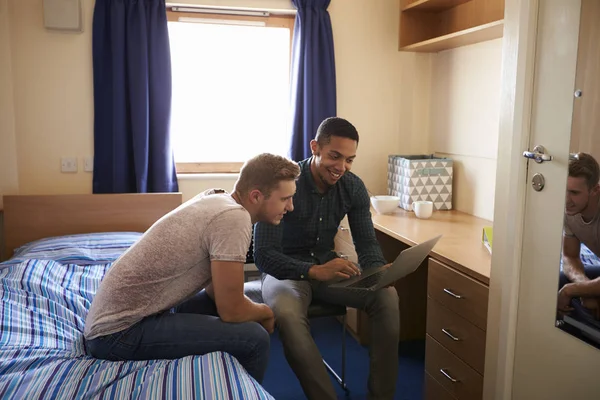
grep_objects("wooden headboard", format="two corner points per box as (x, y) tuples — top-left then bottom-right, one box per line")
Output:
(2, 193), (183, 260)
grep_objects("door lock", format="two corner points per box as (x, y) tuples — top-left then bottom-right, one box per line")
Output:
(532, 173), (545, 192)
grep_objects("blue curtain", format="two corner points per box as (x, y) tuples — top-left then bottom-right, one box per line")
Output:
(92, 0), (178, 193)
(288, 0), (337, 162)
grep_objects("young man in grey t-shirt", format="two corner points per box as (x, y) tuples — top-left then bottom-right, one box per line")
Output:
(84, 153), (300, 383)
(559, 152), (600, 319)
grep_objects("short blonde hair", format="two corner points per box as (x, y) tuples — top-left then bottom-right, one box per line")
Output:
(234, 153), (300, 198)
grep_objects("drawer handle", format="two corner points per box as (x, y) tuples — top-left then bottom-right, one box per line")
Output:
(443, 288), (463, 299)
(441, 328), (461, 341)
(440, 368), (459, 383)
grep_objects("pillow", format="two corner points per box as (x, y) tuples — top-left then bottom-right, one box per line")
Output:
(11, 232), (142, 265)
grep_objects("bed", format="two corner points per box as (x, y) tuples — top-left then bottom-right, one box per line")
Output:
(0, 194), (274, 400)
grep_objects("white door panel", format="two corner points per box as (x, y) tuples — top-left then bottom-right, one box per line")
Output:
(511, 0), (600, 398)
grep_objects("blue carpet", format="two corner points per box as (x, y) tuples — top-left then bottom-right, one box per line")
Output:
(262, 317), (425, 399)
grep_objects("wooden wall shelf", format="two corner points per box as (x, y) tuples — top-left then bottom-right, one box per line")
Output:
(400, 20), (504, 52)
(399, 0), (505, 53)
(403, 0), (471, 12)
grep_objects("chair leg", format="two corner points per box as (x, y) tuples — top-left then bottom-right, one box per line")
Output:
(322, 315), (349, 392)
(342, 314), (346, 388)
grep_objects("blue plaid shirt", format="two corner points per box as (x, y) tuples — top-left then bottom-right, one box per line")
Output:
(253, 157), (387, 280)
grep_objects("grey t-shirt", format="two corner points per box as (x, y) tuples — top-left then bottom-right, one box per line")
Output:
(84, 189), (252, 340)
(564, 197), (600, 256)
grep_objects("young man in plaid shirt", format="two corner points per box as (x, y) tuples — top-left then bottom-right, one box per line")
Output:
(254, 117), (399, 400)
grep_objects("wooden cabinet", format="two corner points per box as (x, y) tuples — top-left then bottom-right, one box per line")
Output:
(425, 258), (488, 399)
(367, 208), (492, 399)
(424, 371), (456, 400)
(399, 0), (505, 52)
(334, 217), (429, 345)
(336, 209), (492, 399)
(334, 217), (369, 344)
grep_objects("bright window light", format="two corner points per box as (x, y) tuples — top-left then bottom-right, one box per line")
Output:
(168, 20), (291, 163)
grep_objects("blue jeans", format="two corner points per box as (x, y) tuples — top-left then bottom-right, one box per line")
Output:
(86, 290), (270, 383)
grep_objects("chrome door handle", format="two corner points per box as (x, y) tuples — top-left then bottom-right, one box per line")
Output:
(523, 145), (553, 163)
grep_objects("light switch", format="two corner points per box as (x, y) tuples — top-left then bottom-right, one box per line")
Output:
(61, 157), (78, 173)
(83, 156), (94, 172)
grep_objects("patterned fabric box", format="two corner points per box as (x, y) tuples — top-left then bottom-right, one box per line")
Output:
(387, 154), (453, 211)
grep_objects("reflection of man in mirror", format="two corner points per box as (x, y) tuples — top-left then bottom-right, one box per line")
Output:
(559, 152), (600, 319)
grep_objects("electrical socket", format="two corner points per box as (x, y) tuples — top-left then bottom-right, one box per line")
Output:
(61, 157), (78, 173)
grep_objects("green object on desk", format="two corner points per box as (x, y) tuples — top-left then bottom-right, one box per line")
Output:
(482, 226), (493, 254)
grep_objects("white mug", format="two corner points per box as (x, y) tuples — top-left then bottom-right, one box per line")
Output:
(413, 201), (433, 219)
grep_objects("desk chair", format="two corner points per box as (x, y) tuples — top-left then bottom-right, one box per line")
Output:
(243, 279), (348, 391)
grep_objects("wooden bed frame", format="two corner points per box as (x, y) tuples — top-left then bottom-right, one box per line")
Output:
(2, 193), (182, 260)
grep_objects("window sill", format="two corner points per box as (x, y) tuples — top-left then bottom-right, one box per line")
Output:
(177, 173), (239, 180)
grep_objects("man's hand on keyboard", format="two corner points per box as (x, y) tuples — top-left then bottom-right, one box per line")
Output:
(308, 258), (361, 281)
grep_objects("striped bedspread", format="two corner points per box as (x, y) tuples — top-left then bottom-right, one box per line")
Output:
(0, 259), (274, 399)
(9, 232), (144, 266)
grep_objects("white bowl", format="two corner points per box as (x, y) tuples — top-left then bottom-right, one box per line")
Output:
(413, 200), (433, 219)
(370, 196), (400, 214)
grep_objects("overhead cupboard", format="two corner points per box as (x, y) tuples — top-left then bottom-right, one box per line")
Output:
(399, 0), (505, 53)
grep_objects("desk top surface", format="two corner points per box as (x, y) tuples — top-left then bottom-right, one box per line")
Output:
(371, 208), (492, 285)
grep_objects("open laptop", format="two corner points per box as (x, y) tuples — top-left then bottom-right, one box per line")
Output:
(328, 234), (442, 292)
(561, 299), (600, 346)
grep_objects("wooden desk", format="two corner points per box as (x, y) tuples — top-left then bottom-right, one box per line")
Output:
(334, 208), (492, 400)
(371, 209), (491, 284)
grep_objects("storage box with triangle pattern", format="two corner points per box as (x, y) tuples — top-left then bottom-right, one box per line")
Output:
(387, 154), (453, 211)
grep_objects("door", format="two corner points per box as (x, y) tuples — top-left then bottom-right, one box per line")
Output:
(485, 0), (600, 399)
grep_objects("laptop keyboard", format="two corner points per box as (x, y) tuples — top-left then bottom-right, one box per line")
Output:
(347, 270), (385, 288)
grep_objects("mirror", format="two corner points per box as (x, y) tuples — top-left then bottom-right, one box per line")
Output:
(555, 0), (600, 350)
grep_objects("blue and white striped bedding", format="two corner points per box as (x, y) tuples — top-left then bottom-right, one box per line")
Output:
(10, 232), (143, 266)
(559, 243), (600, 270)
(0, 236), (274, 399)
(580, 243), (600, 268)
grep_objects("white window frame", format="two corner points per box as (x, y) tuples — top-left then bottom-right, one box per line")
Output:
(166, 8), (295, 174)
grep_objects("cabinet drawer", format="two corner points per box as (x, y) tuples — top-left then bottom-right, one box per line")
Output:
(334, 235), (358, 264)
(424, 371), (456, 400)
(428, 258), (489, 330)
(425, 335), (483, 400)
(337, 216), (354, 245)
(427, 298), (486, 374)
(346, 307), (359, 335)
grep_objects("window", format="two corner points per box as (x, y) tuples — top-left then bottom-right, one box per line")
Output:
(167, 9), (295, 174)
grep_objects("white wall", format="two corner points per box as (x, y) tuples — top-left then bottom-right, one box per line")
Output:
(0, 0), (19, 209)
(9, 0), (94, 195)
(431, 39), (503, 221)
(178, 175), (237, 202)
(0, 0), (431, 202)
(330, 0), (431, 195)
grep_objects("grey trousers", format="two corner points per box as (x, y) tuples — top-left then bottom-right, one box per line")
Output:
(262, 274), (400, 400)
